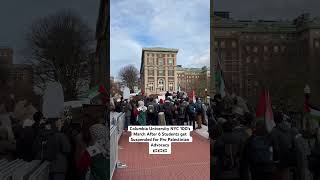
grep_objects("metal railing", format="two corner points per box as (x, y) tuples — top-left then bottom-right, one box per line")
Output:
(110, 112), (125, 180)
(0, 159), (49, 180)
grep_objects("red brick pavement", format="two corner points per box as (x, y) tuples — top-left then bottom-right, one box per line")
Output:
(112, 132), (210, 180)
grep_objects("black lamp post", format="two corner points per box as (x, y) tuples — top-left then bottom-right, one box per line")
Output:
(304, 85), (311, 103)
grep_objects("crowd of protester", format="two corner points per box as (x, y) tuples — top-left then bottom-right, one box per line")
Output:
(209, 94), (320, 180)
(0, 99), (109, 180)
(112, 91), (209, 131)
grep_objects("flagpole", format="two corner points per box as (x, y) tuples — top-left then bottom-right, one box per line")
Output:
(216, 45), (226, 97)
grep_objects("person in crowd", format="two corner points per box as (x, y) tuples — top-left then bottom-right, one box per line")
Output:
(33, 118), (71, 180)
(177, 99), (187, 125)
(130, 101), (138, 125)
(165, 91), (171, 99)
(207, 99), (217, 139)
(270, 112), (297, 180)
(115, 98), (123, 113)
(187, 99), (196, 130)
(309, 130), (320, 180)
(137, 100), (147, 125)
(163, 98), (174, 125)
(16, 111), (44, 161)
(77, 123), (109, 180)
(147, 98), (159, 125)
(296, 115), (320, 180)
(123, 99), (132, 131)
(159, 99), (164, 105)
(212, 120), (247, 180)
(202, 101), (208, 126)
(195, 98), (203, 129)
(245, 120), (275, 180)
(213, 94), (224, 118)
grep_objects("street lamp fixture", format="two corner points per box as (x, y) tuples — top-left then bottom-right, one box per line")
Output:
(304, 84), (311, 102)
(304, 85), (310, 94)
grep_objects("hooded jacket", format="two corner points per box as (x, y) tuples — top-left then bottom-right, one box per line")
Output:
(270, 121), (296, 165)
(33, 128), (71, 173)
(294, 131), (316, 180)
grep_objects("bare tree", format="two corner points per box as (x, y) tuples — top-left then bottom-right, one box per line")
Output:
(24, 9), (95, 101)
(118, 65), (139, 91)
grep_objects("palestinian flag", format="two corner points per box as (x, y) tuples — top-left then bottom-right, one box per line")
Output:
(255, 90), (275, 133)
(215, 48), (226, 97)
(88, 85), (107, 98)
(192, 90), (196, 103)
(304, 102), (320, 123)
(88, 85), (100, 99)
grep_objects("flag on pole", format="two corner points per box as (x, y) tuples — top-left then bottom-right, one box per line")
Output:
(88, 85), (100, 99)
(256, 90), (275, 133)
(192, 90), (196, 103)
(304, 102), (320, 123)
(215, 47), (226, 97)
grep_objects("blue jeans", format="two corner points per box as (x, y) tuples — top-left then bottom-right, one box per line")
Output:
(125, 116), (130, 129)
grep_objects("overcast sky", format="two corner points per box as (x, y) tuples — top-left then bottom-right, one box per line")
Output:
(110, 0), (210, 78)
(215, 0), (320, 20)
(0, 0), (100, 63)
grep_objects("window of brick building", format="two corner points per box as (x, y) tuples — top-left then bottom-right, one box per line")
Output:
(171, 54), (174, 57)
(253, 46), (258, 53)
(315, 40), (319, 48)
(148, 58), (153, 65)
(246, 46), (250, 52)
(232, 41), (237, 48)
(158, 79), (165, 91)
(169, 82), (174, 91)
(168, 58), (174, 65)
(168, 70), (174, 76)
(148, 82), (154, 91)
(221, 41), (226, 48)
(158, 58), (164, 66)
(274, 46), (279, 53)
(232, 51), (237, 59)
(214, 41), (218, 48)
(281, 46), (286, 52)
(148, 70), (154, 76)
(246, 56), (251, 63)
(158, 69), (164, 76)
(264, 46), (268, 52)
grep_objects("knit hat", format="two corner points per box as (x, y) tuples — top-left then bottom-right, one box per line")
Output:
(89, 123), (108, 141)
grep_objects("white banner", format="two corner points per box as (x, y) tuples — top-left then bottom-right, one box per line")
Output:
(42, 82), (64, 118)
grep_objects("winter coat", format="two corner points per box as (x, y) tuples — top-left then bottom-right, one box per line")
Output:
(33, 128), (71, 173)
(124, 103), (132, 118)
(77, 142), (109, 180)
(16, 119), (37, 161)
(294, 132), (315, 180)
(137, 101), (147, 125)
(269, 122), (296, 167)
(213, 130), (249, 179)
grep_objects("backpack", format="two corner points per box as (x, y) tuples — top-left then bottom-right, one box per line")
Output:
(195, 103), (202, 114)
(178, 106), (186, 116)
(248, 136), (273, 165)
(275, 127), (297, 167)
(188, 105), (196, 116)
(148, 104), (155, 113)
(164, 104), (173, 116)
(308, 142), (320, 173)
(34, 132), (58, 161)
(219, 143), (241, 178)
